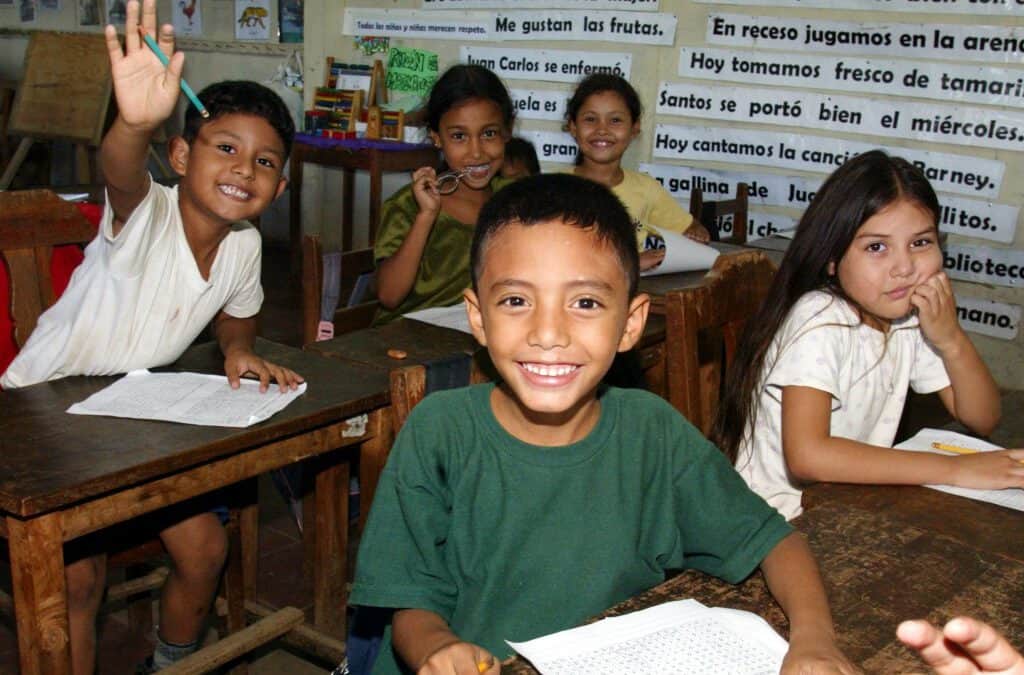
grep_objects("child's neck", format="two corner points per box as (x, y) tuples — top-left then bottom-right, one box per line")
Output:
(489, 385), (602, 447)
(183, 219), (231, 281)
(574, 160), (624, 189)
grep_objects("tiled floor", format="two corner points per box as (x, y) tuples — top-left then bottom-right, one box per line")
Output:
(0, 243), (338, 674)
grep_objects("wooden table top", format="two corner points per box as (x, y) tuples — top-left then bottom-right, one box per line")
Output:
(0, 338), (388, 517)
(503, 492), (1024, 674)
(305, 317), (482, 371)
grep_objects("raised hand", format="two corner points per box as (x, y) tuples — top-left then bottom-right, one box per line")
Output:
(911, 272), (962, 353)
(104, 0), (182, 131)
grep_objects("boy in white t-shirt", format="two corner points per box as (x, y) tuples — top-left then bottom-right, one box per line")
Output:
(0, 2), (303, 672)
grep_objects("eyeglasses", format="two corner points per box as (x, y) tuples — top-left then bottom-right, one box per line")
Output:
(435, 169), (468, 195)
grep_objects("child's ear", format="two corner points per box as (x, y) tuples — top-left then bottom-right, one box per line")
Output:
(464, 288), (488, 347)
(827, 260), (837, 276)
(618, 293), (650, 353)
(429, 130), (441, 149)
(274, 176), (287, 201)
(168, 136), (190, 177)
(630, 119), (641, 140)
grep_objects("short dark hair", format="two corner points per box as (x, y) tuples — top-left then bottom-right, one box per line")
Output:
(425, 64), (515, 132)
(471, 174), (639, 298)
(565, 73), (643, 125)
(183, 80), (296, 158)
(503, 137), (540, 176)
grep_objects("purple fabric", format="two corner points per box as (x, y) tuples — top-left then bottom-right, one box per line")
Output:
(295, 132), (432, 152)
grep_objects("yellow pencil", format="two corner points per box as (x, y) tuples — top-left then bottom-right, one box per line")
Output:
(931, 441), (979, 456)
(932, 441), (1024, 464)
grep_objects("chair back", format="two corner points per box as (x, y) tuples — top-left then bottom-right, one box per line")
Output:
(389, 355), (491, 435)
(689, 182), (749, 245)
(664, 250), (776, 435)
(301, 234), (380, 345)
(0, 189), (95, 346)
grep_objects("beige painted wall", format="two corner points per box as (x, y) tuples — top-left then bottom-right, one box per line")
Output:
(2, 2), (1022, 386)
(307, 0), (1023, 388)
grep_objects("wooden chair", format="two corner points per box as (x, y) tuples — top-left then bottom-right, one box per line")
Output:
(689, 182), (749, 245)
(663, 250), (776, 435)
(301, 234), (379, 345)
(0, 190), (263, 673)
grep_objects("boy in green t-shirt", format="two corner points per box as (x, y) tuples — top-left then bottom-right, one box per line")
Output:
(349, 174), (856, 674)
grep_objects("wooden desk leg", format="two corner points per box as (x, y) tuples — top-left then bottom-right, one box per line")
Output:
(313, 458), (349, 636)
(7, 513), (71, 675)
(359, 408), (393, 533)
(289, 148), (305, 275)
(342, 168), (355, 252)
(368, 152), (383, 246)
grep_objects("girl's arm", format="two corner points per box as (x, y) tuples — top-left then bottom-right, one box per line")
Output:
(782, 386), (1024, 489)
(392, 608), (499, 675)
(759, 532), (860, 674)
(377, 167), (442, 309)
(913, 273), (1000, 435)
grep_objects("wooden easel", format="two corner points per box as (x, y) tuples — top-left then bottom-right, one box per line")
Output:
(0, 32), (113, 190)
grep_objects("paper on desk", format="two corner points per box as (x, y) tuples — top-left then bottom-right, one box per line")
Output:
(895, 428), (1024, 512)
(507, 599), (787, 675)
(67, 370), (307, 428)
(403, 303), (473, 334)
(641, 230), (720, 277)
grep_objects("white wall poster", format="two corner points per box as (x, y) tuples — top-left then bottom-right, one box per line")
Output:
(707, 14), (1024, 65)
(509, 88), (569, 121)
(235, 0), (270, 40)
(955, 295), (1021, 341)
(692, 0), (1024, 14)
(423, 0), (659, 9)
(461, 46), (632, 82)
(651, 124), (1005, 198)
(679, 47), (1024, 110)
(944, 244), (1024, 287)
(518, 129), (579, 164)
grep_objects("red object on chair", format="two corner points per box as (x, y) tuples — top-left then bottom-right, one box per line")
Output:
(0, 201), (100, 378)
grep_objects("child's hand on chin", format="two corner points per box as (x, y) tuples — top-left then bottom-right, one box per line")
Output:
(417, 640), (498, 675)
(911, 272), (962, 351)
(781, 638), (862, 674)
(639, 248), (665, 272)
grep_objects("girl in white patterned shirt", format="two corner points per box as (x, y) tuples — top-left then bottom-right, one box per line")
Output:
(713, 150), (1023, 520)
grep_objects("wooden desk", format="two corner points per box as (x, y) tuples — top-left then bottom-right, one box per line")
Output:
(0, 339), (389, 674)
(503, 490), (1024, 674)
(288, 133), (439, 272)
(305, 317), (480, 371)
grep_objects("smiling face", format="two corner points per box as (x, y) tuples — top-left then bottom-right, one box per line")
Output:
(430, 98), (507, 193)
(568, 90), (639, 167)
(830, 198), (942, 331)
(465, 219), (648, 446)
(171, 112), (287, 229)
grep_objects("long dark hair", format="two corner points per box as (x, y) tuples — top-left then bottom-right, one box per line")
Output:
(711, 150), (941, 464)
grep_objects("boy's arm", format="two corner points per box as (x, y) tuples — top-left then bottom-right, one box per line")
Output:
(912, 273), (1001, 435)
(101, 0), (183, 232)
(759, 532), (860, 674)
(781, 386), (1024, 489)
(392, 608), (499, 675)
(212, 312), (303, 392)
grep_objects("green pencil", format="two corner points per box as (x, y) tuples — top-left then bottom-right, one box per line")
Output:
(137, 28), (209, 118)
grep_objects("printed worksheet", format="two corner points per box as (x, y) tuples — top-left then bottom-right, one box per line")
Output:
(507, 599), (787, 675)
(403, 303), (473, 334)
(895, 428), (1024, 512)
(67, 370), (307, 428)
(641, 230), (720, 277)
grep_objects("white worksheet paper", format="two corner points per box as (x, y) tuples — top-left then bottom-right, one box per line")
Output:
(67, 370), (307, 428)
(641, 230), (720, 277)
(403, 303), (473, 335)
(507, 599), (787, 675)
(895, 428), (1024, 512)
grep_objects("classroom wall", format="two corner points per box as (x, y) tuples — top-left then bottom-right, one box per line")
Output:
(3, 2), (1022, 388)
(306, 0), (1024, 389)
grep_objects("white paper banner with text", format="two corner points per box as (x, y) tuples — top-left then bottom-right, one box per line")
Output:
(693, 0), (1024, 14)
(707, 14), (1024, 65)
(944, 244), (1024, 287)
(461, 46), (632, 82)
(510, 88), (570, 120)
(679, 47), (1024, 110)
(651, 124), (1004, 198)
(955, 295), (1021, 341)
(423, 0), (659, 9)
